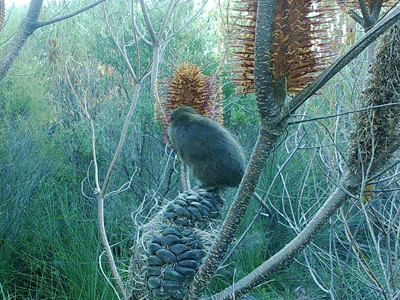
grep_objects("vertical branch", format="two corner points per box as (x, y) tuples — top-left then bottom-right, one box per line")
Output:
(180, 164), (190, 191)
(64, 60), (129, 298)
(100, 83), (141, 195)
(97, 83), (141, 300)
(139, 0), (166, 123)
(150, 44), (165, 120)
(189, 0), (278, 298)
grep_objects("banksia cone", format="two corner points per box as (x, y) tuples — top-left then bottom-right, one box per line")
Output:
(232, 0), (330, 103)
(157, 63), (223, 139)
(126, 189), (224, 300)
(348, 24), (400, 176)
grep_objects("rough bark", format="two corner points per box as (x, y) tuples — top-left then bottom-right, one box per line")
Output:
(0, 0), (42, 81)
(188, 0), (281, 298)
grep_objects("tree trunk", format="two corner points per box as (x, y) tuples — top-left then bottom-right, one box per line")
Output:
(0, 0), (42, 82)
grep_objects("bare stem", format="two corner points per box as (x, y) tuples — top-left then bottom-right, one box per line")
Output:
(36, 0), (105, 28)
(101, 83), (141, 196)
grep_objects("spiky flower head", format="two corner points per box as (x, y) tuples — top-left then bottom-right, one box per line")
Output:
(157, 63), (223, 138)
(232, 0), (330, 103)
(231, 0), (257, 95)
(348, 24), (400, 176)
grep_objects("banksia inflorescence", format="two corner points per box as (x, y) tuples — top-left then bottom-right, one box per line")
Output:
(232, 0), (330, 102)
(348, 24), (400, 176)
(231, 0), (257, 95)
(127, 189), (224, 299)
(157, 62), (223, 139)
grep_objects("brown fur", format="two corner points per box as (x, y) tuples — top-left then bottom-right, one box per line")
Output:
(168, 106), (246, 188)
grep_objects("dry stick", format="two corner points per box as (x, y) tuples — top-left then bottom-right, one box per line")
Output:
(340, 208), (384, 291)
(100, 84), (141, 195)
(63, 61), (127, 298)
(98, 251), (122, 300)
(288, 102), (400, 126)
(97, 84), (141, 300)
(96, 18), (144, 297)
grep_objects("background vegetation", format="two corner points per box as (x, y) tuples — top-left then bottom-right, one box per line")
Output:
(1, 0), (399, 299)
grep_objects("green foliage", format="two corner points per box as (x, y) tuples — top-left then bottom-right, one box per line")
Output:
(0, 126), (115, 299)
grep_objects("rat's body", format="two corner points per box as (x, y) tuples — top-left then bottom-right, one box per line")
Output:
(168, 106), (246, 188)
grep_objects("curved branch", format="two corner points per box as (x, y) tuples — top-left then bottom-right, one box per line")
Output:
(102, 3), (138, 81)
(100, 84), (141, 196)
(132, 15), (152, 46)
(140, 0), (157, 44)
(206, 172), (360, 300)
(36, 0), (105, 28)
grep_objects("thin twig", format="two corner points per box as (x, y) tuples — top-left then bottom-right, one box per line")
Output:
(100, 84), (141, 196)
(36, 0), (105, 28)
(288, 102), (400, 125)
(98, 251), (123, 300)
(102, 2), (138, 81)
(140, 0), (157, 43)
